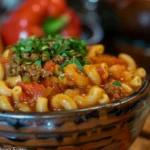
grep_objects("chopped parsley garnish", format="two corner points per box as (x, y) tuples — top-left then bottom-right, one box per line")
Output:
(113, 81), (122, 87)
(59, 73), (65, 79)
(13, 35), (87, 70)
(34, 59), (41, 66)
(60, 56), (83, 71)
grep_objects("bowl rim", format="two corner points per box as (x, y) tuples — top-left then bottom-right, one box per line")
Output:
(81, 18), (104, 45)
(0, 76), (149, 119)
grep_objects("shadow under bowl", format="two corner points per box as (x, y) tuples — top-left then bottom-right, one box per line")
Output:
(0, 77), (149, 149)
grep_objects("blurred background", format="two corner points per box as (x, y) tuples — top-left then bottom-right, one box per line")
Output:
(0, 0), (150, 71)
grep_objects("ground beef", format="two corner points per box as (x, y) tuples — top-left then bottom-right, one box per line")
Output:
(5, 61), (53, 81)
(5, 52), (55, 81)
(52, 55), (70, 65)
(30, 53), (39, 61)
(103, 82), (126, 101)
(41, 53), (49, 62)
(52, 55), (65, 64)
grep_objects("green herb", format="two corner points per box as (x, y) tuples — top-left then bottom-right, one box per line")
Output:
(69, 50), (76, 56)
(52, 43), (59, 50)
(60, 60), (71, 71)
(113, 81), (122, 87)
(34, 59), (41, 66)
(84, 61), (90, 65)
(14, 35), (88, 67)
(16, 55), (22, 62)
(61, 53), (68, 57)
(44, 51), (50, 58)
(73, 57), (83, 71)
(25, 61), (32, 65)
(59, 73), (65, 79)
(41, 45), (49, 51)
(60, 56), (83, 71)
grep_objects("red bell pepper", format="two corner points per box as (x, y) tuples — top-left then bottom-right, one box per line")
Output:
(61, 8), (81, 38)
(1, 0), (81, 46)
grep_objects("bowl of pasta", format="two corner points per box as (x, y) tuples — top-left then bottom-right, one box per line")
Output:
(0, 36), (149, 150)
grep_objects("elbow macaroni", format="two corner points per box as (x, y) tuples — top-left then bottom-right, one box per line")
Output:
(0, 96), (13, 111)
(98, 94), (110, 105)
(51, 94), (78, 110)
(6, 75), (21, 88)
(0, 63), (5, 80)
(122, 83), (133, 94)
(83, 65), (101, 85)
(134, 68), (146, 78)
(12, 86), (22, 102)
(0, 43), (146, 112)
(62, 63), (89, 87)
(96, 63), (108, 80)
(0, 81), (12, 96)
(2, 49), (11, 58)
(129, 76), (142, 87)
(118, 53), (137, 70)
(36, 97), (49, 112)
(15, 102), (32, 112)
(84, 44), (104, 62)
(65, 86), (109, 108)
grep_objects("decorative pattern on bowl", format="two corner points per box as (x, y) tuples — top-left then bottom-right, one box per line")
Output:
(0, 77), (149, 150)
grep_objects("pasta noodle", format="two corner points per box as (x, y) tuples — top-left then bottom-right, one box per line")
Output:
(62, 63), (89, 87)
(36, 97), (49, 112)
(6, 75), (21, 88)
(65, 86), (108, 108)
(96, 63), (108, 81)
(15, 102), (32, 112)
(0, 96), (13, 111)
(98, 94), (110, 105)
(122, 83), (133, 94)
(134, 68), (146, 78)
(0, 81), (12, 96)
(2, 49), (11, 58)
(118, 53), (137, 70)
(83, 65), (101, 85)
(0, 63), (4, 80)
(12, 86), (22, 102)
(51, 94), (78, 110)
(130, 76), (142, 87)
(0, 36), (146, 112)
(85, 44), (104, 62)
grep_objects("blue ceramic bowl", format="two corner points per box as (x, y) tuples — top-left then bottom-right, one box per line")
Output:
(0, 77), (149, 150)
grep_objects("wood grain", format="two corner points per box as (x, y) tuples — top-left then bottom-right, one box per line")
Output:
(129, 137), (150, 150)
(141, 114), (150, 137)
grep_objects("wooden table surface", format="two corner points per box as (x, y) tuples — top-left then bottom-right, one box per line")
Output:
(129, 112), (150, 150)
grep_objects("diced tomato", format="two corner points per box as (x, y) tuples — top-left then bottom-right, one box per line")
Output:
(19, 92), (31, 103)
(43, 60), (55, 71)
(96, 67), (104, 77)
(41, 79), (53, 87)
(17, 82), (47, 103)
(41, 79), (62, 94)
(0, 57), (9, 64)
